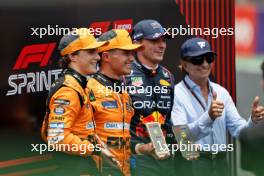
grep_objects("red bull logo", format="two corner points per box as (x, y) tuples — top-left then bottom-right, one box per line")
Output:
(141, 111), (165, 125)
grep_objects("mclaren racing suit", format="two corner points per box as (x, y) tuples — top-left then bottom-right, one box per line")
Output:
(87, 73), (134, 176)
(41, 68), (99, 175)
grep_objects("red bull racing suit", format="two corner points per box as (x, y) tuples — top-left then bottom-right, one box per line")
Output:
(124, 59), (176, 176)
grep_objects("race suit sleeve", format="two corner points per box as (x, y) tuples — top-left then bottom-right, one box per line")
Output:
(45, 87), (95, 157)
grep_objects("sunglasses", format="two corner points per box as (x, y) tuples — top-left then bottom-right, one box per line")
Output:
(184, 54), (215, 65)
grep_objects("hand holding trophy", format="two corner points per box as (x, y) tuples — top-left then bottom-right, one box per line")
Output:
(145, 122), (170, 160)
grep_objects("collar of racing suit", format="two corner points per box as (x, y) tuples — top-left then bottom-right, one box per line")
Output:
(93, 72), (123, 94)
(62, 68), (87, 89)
(134, 57), (161, 77)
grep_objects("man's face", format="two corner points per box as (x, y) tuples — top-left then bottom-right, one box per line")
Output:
(73, 49), (100, 75)
(139, 37), (166, 64)
(107, 49), (135, 76)
(183, 55), (212, 80)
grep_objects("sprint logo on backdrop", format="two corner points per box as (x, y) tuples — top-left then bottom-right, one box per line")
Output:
(6, 42), (62, 96)
(6, 19), (133, 96)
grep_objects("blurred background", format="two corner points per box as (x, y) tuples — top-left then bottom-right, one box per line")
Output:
(236, 0), (264, 176)
(0, 0), (262, 175)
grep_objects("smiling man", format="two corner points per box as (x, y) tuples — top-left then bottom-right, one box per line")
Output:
(87, 29), (142, 176)
(123, 19), (177, 176)
(171, 37), (264, 176)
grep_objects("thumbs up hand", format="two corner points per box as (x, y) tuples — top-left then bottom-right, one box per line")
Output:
(251, 96), (264, 124)
(208, 92), (224, 120)
(212, 91), (217, 101)
(252, 96), (260, 109)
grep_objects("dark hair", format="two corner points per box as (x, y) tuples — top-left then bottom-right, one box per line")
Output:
(58, 50), (79, 69)
(58, 56), (71, 69)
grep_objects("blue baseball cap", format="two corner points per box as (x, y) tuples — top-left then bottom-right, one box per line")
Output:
(181, 37), (216, 58)
(132, 19), (170, 40)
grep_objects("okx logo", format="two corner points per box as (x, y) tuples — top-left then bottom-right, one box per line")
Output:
(13, 43), (56, 70)
(6, 42), (62, 96)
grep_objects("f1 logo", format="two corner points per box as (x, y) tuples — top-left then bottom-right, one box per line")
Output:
(197, 42), (206, 49)
(89, 21), (111, 33)
(13, 43), (56, 70)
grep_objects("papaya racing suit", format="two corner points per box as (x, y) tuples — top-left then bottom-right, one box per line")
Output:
(87, 72), (134, 176)
(41, 68), (99, 175)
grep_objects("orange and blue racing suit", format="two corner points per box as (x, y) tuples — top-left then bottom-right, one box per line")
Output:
(41, 68), (99, 175)
(88, 72), (134, 176)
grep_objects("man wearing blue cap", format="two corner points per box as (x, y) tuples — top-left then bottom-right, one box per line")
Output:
(124, 19), (177, 176)
(171, 37), (264, 176)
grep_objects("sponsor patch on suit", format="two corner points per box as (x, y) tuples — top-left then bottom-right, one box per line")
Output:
(131, 77), (143, 87)
(51, 116), (65, 121)
(54, 106), (65, 115)
(101, 101), (118, 109)
(49, 122), (65, 128)
(104, 122), (130, 130)
(54, 99), (70, 105)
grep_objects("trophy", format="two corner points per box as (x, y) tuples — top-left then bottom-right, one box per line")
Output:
(172, 125), (199, 160)
(145, 122), (170, 159)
